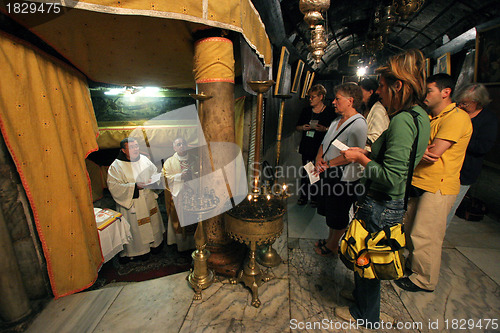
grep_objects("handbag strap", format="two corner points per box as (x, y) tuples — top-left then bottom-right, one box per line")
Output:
(362, 109), (420, 210)
(403, 110), (420, 210)
(322, 116), (361, 158)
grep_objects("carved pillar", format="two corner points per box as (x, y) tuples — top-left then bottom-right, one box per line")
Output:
(192, 30), (244, 276)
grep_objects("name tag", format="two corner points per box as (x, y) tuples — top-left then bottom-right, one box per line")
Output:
(306, 130), (315, 138)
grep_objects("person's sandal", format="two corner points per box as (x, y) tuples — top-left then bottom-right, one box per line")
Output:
(314, 244), (337, 257)
(315, 239), (326, 248)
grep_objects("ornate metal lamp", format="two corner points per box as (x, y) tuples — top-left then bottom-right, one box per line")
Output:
(379, 5), (398, 35)
(299, 0), (330, 63)
(309, 25), (328, 63)
(225, 80), (286, 308)
(299, 0), (331, 28)
(365, 35), (385, 54)
(394, 0), (425, 20)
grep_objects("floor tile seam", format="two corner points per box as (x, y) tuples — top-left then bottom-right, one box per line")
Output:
(177, 294), (195, 333)
(389, 282), (424, 333)
(176, 275), (226, 332)
(452, 247), (500, 287)
(89, 286), (124, 333)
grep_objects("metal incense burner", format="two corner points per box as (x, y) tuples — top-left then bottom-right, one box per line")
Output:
(225, 195), (285, 307)
(224, 80), (286, 307)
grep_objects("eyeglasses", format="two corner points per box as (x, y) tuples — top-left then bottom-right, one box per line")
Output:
(457, 101), (474, 109)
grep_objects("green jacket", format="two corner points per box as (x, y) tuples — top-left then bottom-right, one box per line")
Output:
(364, 105), (431, 200)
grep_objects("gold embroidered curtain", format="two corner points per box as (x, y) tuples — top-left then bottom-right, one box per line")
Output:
(4, 0), (272, 88)
(0, 32), (101, 298)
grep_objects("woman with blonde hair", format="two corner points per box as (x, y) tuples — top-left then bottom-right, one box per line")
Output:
(336, 49), (431, 325)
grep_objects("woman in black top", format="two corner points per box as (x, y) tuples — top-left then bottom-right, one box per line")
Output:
(295, 84), (335, 206)
(446, 83), (498, 226)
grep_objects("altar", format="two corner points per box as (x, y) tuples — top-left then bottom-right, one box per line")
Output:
(94, 208), (132, 263)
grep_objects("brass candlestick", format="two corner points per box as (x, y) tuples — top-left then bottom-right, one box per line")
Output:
(247, 80), (275, 193)
(187, 217), (215, 300)
(274, 94), (292, 170)
(256, 93), (291, 268)
(186, 93), (215, 301)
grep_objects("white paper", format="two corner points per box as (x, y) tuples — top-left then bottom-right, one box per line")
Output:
(145, 172), (162, 185)
(332, 139), (349, 151)
(304, 162), (320, 184)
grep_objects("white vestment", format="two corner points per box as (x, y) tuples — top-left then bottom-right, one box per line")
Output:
(162, 153), (197, 252)
(107, 154), (165, 257)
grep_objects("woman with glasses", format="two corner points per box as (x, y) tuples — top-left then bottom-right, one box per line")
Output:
(446, 83), (498, 226)
(296, 84), (335, 206)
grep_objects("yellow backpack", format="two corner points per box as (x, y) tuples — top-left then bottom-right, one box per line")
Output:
(340, 218), (406, 280)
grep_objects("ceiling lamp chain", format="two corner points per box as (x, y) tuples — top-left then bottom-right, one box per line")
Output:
(299, 0), (330, 63)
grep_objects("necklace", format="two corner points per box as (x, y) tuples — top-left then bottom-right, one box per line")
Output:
(313, 104), (326, 113)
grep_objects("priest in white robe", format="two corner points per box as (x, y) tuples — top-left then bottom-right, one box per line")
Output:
(162, 138), (197, 252)
(107, 138), (165, 259)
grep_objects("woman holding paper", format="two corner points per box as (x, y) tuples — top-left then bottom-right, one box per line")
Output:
(314, 83), (367, 256)
(336, 49), (431, 326)
(296, 84), (335, 206)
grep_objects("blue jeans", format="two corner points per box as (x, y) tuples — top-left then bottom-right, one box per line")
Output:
(349, 196), (405, 324)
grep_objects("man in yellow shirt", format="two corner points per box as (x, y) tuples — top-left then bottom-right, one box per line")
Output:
(396, 74), (472, 292)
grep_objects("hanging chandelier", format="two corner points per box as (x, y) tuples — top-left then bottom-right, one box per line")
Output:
(299, 0), (330, 63)
(378, 5), (398, 35)
(393, 0), (425, 20)
(309, 25), (328, 63)
(365, 34), (385, 54)
(299, 0), (331, 28)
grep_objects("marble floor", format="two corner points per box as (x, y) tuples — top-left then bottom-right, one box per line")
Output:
(25, 194), (500, 333)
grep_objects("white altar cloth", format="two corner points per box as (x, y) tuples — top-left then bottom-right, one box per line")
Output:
(94, 208), (132, 263)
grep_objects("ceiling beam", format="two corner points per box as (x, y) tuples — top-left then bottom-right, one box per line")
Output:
(421, 2), (499, 52)
(401, 1), (456, 48)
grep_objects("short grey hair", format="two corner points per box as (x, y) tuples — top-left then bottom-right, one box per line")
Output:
(454, 83), (491, 109)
